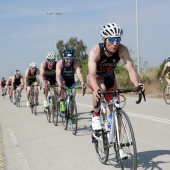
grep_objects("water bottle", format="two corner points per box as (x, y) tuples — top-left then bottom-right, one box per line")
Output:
(107, 113), (112, 130)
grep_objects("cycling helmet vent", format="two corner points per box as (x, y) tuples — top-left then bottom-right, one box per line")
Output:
(46, 52), (56, 60)
(101, 23), (123, 38)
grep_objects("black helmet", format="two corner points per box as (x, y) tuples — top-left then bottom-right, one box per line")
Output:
(62, 49), (74, 57)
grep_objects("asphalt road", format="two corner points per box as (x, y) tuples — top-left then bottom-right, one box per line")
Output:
(0, 91), (170, 170)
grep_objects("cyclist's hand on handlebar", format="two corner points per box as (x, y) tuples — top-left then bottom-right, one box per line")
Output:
(93, 88), (101, 101)
(58, 85), (63, 92)
(82, 83), (86, 89)
(160, 77), (163, 83)
(42, 82), (47, 89)
(137, 83), (145, 93)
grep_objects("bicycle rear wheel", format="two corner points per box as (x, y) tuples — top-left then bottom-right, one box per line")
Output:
(92, 130), (109, 164)
(163, 85), (170, 105)
(70, 99), (78, 135)
(115, 109), (137, 170)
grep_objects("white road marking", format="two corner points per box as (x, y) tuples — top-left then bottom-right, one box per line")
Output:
(76, 103), (170, 124)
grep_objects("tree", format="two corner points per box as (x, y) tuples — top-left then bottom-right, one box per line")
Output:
(56, 37), (87, 61)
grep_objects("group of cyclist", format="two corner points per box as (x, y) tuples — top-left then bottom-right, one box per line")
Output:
(1, 22), (170, 160)
(1, 48), (86, 113)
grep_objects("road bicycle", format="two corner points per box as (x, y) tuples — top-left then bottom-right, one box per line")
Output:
(160, 79), (170, 105)
(28, 83), (39, 115)
(15, 86), (21, 107)
(44, 85), (58, 124)
(60, 86), (86, 135)
(91, 86), (146, 170)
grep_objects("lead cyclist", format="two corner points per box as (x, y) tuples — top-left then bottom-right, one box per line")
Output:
(87, 22), (145, 159)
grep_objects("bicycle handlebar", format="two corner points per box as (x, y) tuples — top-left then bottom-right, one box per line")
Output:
(94, 85), (146, 108)
(61, 86), (86, 96)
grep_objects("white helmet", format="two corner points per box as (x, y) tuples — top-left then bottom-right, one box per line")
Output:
(101, 23), (123, 38)
(29, 62), (37, 68)
(46, 52), (56, 60)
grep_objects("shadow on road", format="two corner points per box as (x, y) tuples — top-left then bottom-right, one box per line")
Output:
(137, 150), (170, 170)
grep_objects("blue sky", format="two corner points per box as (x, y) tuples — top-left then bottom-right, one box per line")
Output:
(1, 0), (170, 78)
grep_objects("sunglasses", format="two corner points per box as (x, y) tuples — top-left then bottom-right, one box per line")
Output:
(65, 57), (73, 61)
(107, 37), (121, 43)
(48, 59), (55, 63)
(31, 67), (36, 70)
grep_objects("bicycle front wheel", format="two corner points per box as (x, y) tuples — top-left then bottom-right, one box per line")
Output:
(163, 85), (170, 105)
(92, 130), (109, 164)
(52, 98), (58, 126)
(33, 100), (37, 116)
(115, 109), (137, 170)
(69, 99), (78, 135)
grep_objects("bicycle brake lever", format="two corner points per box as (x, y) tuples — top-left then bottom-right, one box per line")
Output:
(136, 93), (142, 104)
(142, 92), (146, 101)
(82, 87), (86, 96)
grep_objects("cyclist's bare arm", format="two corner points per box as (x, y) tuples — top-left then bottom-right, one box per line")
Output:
(20, 76), (24, 87)
(36, 68), (41, 84)
(56, 60), (63, 88)
(160, 63), (168, 78)
(119, 44), (143, 90)
(88, 45), (101, 100)
(12, 76), (15, 88)
(74, 60), (84, 85)
(24, 68), (29, 84)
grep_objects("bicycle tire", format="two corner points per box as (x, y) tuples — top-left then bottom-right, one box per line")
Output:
(70, 99), (78, 135)
(62, 108), (68, 130)
(114, 109), (137, 170)
(163, 85), (170, 105)
(30, 93), (34, 114)
(45, 107), (51, 123)
(33, 97), (37, 116)
(93, 129), (109, 164)
(52, 97), (58, 126)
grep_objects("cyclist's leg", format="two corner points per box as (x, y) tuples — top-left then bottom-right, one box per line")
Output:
(87, 75), (105, 131)
(27, 86), (31, 107)
(33, 81), (39, 105)
(165, 76), (170, 86)
(26, 80), (31, 104)
(43, 76), (50, 107)
(7, 85), (10, 96)
(51, 78), (57, 103)
(106, 78), (118, 113)
(12, 84), (17, 105)
(2, 85), (6, 96)
(58, 77), (65, 113)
